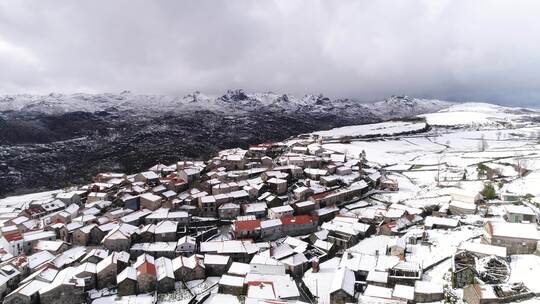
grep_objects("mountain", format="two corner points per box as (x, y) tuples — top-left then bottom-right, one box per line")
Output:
(0, 90), (453, 196)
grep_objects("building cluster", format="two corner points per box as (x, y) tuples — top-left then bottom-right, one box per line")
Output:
(0, 136), (539, 304)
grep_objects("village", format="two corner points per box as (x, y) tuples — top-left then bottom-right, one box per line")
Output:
(1, 103), (540, 304)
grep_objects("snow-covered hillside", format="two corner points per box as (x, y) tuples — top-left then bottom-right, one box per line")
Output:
(419, 102), (538, 127)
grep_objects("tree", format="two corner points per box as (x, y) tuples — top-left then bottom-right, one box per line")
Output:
(481, 183), (497, 200)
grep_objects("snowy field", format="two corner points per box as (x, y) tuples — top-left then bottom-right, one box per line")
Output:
(319, 103), (540, 300)
(314, 121), (427, 138)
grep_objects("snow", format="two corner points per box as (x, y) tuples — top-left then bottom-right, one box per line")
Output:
(509, 255), (540, 293)
(314, 121), (427, 138)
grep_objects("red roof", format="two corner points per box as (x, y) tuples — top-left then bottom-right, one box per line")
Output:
(137, 261), (156, 276)
(280, 215), (315, 225)
(233, 219), (261, 232)
(4, 232), (23, 242)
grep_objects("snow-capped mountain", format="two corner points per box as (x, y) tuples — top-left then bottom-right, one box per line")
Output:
(0, 90), (452, 119)
(0, 90), (456, 197)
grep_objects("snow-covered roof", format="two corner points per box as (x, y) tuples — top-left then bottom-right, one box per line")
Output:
(458, 241), (507, 257)
(329, 267), (355, 297)
(219, 274), (245, 287)
(487, 221), (540, 240)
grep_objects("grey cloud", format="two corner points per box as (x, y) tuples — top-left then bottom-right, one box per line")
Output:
(0, 0), (539, 107)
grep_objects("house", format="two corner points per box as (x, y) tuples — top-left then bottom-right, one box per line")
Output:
(198, 195), (217, 217)
(463, 283), (534, 304)
(154, 220), (177, 242)
(22, 231), (56, 255)
(135, 256), (157, 293)
(55, 191), (82, 205)
(267, 178), (288, 195)
(449, 200), (477, 215)
(155, 257), (175, 293)
(293, 186), (314, 201)
(73, 262), (97, 290)
(218, 203), (241, 219)
(71, 224), (95, 246)
(218, 274), (245, 295)
(3, 279), (48, 304)
(117, 267), (137, 296)
(134, 171), (160, 185)
(178, 168), (202, 185)
(293, 200), (317, 215)
(0, 232), (24, 256)
(482, 221), (540, 254)
(268, 205), (294, 219)
(204, 254), (231, 276)
(243, 202), (267, 218)
(139, 193), (162, 211)
(232, 219), (261, 239)
(227, 262), (250, 277)
(504, 205), (536, 223)
(86, 192), (108, 203)
(172, 255), (205, 281)
(249, 254), (287, 275)
(34, 240), (69, 255)
(281, 215), (318, 236)
(260, 219), (283, 240)
(176, 235), (197, 255)
(130, 242), (177, 259)
(414, 281), (444, 303)
(329, 267), (356, 304)
(367, 270), (389, 287)
(450, 189), (483, 204)
(96, 254), (119, 289)
(39, 267), (85, 304)
(101, 224), (136, 252)
(321, 217), (374, 248)
(281, 252), (308, 278)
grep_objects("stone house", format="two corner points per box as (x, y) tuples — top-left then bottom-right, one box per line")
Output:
(140, 193), (163, 211)
(172, 255), (206, 281)
(96, 254), (118, 289)
(281, 215), (318, 236)
(136, 261), (157, 293)
(260, 219), (283, 240)
(117, 267), (137, 296)
(155, 257), (175, 293)
(3, 279), (48, 304)
(72, 224), (96, 246)
(154, 220), (177, 242)
(329, 267), (356, 304)
(176, 236), (197, 255)
(39, 267), (85, 304)
(218, 274), (245, 295)
(482, 221), (540, 254)
(414, 281), (444, 303)
(204, 254), (231, 276)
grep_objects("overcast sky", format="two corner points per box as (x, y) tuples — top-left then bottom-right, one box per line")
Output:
(1, 1), (539, 106)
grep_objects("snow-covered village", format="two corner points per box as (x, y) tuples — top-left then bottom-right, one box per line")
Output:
(1, 102), (540, 304)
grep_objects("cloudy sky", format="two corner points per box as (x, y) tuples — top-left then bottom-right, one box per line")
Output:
(0, 1), (539, 106)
